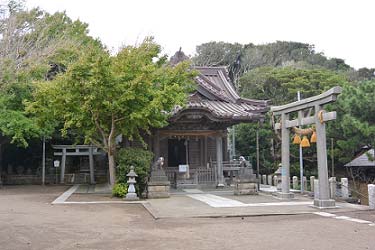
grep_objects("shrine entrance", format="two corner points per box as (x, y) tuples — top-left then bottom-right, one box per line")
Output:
(168, 139), (187, 167)
(271, 87), (342, 208)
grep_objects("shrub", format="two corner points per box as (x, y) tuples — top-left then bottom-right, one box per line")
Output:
(116, 147), (154, 196)
(112, 183), (128, 198)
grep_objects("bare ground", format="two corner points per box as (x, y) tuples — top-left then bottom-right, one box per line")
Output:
(0, 185), (374, 250)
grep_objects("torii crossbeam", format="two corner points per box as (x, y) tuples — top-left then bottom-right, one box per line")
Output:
(271, 86), (342, 208)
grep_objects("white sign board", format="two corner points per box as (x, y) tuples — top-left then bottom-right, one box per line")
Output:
(53, 160), (60, 168)
(179, 164), (188, 173)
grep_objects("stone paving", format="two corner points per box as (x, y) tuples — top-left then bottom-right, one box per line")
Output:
(56, 184), (371, 219)
(144, 189), (369, 219)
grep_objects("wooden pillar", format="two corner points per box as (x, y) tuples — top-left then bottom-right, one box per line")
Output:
(314, 105), (335, 207)
(89, 147), (95, 184)
(200, 137), (204, 167)
(223, 136), (228, 161)
(216, 136), (224, 187)
(279, 113), (294, 199)
(204, 136), (208, 167)
(153, 130), (160, 161)
(60, 148), (66, 184)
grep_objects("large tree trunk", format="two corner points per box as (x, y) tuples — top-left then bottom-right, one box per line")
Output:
(108, 151), (116, 186)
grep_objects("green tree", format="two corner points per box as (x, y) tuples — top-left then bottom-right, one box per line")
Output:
(238, 67), (349, 175)
(328, 80), (375, 164)
(28, 38), (196, 186)
(0, 1), (101, 146)
(239, 67), (349, 105)
(235, 121), (276, 174)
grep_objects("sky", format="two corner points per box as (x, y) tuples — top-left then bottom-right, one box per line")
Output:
(25, 0), (375, 69)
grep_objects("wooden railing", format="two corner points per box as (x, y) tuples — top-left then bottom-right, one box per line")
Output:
(196, 167), (216, 184)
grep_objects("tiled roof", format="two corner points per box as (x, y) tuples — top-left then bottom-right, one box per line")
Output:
(172, 66), (268, 121)
(345, 149), (375, 167)
(188, 99), (263, 120)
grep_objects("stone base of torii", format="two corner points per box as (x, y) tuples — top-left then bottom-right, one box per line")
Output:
(272, 87), (342, 208)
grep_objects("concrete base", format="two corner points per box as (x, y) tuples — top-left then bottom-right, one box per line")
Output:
(313, 199), (336, 208)
(275, 192), (294, 199)
(125, 193), (139, 201)
(147, 183), (170, 199)
(234, 182), (258, 195)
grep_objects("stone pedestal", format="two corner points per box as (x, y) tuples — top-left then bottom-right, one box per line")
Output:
(313, 199), (336, 208)
(234, 167), (258, 195)
(125, 192), (139, 200)
(147, 169), (170, 199)
(313, 178), (335, 208)
(276, 192), (294, 199)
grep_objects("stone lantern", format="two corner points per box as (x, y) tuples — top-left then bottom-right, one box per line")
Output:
(274, 164), (282, 191)
(125, 166), (139, 201)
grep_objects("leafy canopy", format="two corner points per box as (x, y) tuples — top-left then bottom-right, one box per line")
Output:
(0, 1), (101, 146)
(28, 38), (196, 152)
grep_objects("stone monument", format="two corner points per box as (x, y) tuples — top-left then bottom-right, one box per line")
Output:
(147, 157), (170, 198)
(234, 156), (258, 195)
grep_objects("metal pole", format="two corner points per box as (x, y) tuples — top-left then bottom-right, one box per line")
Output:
(298, 91), (304, 193)
(42, 136), (46, 186)
(331, 138), (334, 177)
(256, 129), (260, 190)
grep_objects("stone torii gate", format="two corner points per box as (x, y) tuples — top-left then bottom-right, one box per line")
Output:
(271, 86), (342, 208)
(53, 145), (102, 184)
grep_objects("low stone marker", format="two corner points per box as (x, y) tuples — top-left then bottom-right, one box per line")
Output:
(341, 178), (349, 199)
(314, 179), (319, 199)
(292, 176), (298, 190)
(329, 177), (336, 199)
(261, 175), (267, 185)
(268, 175), (273, 186)
(303, 176), (307, 191)
(273, 175), (278, 186)
(368, 184), (375, 210)
(310, 176), (315, 192)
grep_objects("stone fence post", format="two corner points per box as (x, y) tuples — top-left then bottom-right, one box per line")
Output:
(273, 175), (278, 186)
(314, 179), (319, 199)
(329, 177), (336, 199)
(303, 176), (307, 192)
(341, 178), (349, 199)
(268, 175), (273, 186)
(292, 176), (298, 190)
(262, 175), (267, 185)
(310, 176), (315, 192)
(368, 184), (375, 210)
